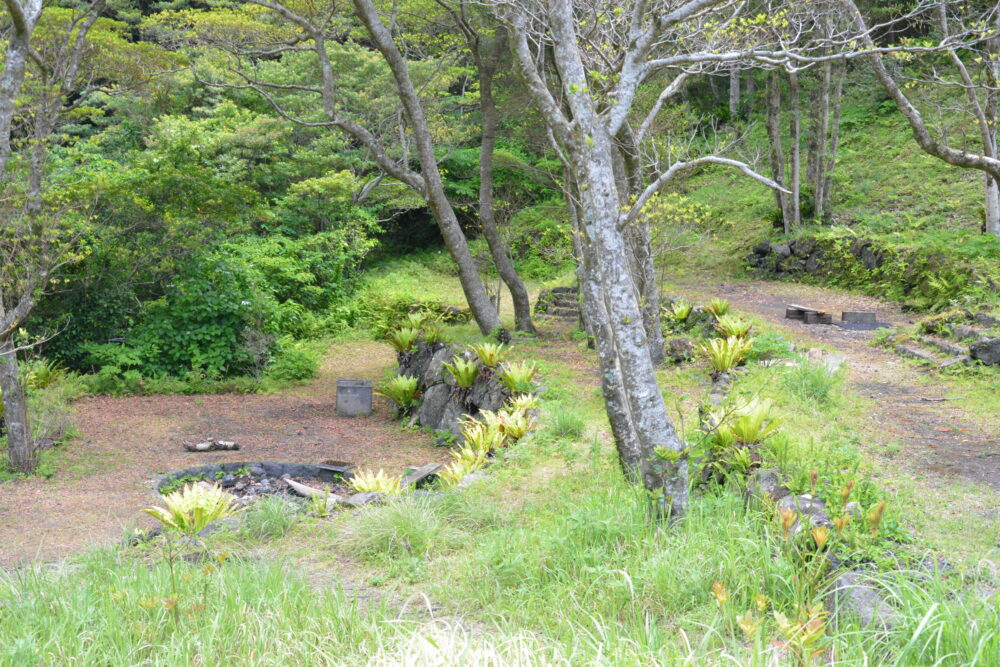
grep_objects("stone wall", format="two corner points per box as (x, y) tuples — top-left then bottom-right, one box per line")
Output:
(396, 342), (510, 436)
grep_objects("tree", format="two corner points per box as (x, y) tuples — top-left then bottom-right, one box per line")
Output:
(157, 0), (510, 336)
(840, 0), (1000, 235)
(1, 0), (170, 471)
(494, 0), (795, 519)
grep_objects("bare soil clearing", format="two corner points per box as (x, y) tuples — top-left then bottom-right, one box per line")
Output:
(0, 341), (447, 566)
(676, 278), (1000, 497)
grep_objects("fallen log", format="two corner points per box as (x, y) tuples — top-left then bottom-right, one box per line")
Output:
(184, 439), (240, 452)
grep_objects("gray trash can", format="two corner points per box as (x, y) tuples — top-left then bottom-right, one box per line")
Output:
(336, 379), (373, 417)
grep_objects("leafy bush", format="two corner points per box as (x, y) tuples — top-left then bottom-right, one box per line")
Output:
(665, 299), (694, 324)
(265, 340), (320, 382)
(705, 298), (731, 318)
(438, 445), (489, 488)
(745, 332), (794, 361)
(459, 413), (508, 454)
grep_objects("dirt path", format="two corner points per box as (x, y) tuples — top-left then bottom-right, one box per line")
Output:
(0, 341), (448, 566)
(676, 278), (1000, 500)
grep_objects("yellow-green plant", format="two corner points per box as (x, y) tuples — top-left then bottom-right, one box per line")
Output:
(376, 375), (421, 412)
(401, 312), (428, 329)
(705, 298), (731, 318)
(699, 336), (752, 373)
(143, 483), (243, 535)
(470, 342), (507, 368)
(308, 486), (334, 517)
(438, 445), (489, 488)
(421, 319), (446, 344)
(725, 399), (781, 445)
(460, 413), (507, 454)
(714, 314), (753, 339)
(498, 407), (536, 442)
(666, 299), (694, 323)
(21, 358), (67, 390)
(498, 361), (538, 393)
(387, 327), (420, 353)
(505, 393), (538, 412)
(348, 469), (403, 495)
(443, 356), (480, 387)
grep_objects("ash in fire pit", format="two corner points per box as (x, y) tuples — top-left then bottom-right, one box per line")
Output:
(155, 461), (355, 503)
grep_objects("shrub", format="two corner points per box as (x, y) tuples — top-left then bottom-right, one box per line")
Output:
(506, 393), (539, 412)
(665, 299), (694, 324)
(722, 399), (781, 445)
(20, 359), (68, 391)
(459, 413), (507, 454)
(498, 361), (538, 393)
(348, 469), (404, 495)
(498, 407), (536, 442)
(746, 332), (794, 361)
(265, 340), (320, 382)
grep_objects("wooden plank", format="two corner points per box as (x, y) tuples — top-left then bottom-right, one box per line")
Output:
(786, 303), (822, 313)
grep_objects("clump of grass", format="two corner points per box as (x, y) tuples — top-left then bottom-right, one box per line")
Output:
(340, 495), (463, 561)
(239, 496), (299, 540)
(782, 361), (840, 403)
(546, 408), (586, 440)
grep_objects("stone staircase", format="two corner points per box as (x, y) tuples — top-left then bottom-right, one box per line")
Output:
(894, 335), (971, 369)
(534, 285), (581, 321)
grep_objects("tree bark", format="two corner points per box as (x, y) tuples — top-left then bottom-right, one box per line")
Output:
(476, 38), (536, 334)
(765, 71), (793, 232)
(0, 337), (32, 472)
(352, 0), (504, 337)
(0, 0), (43, 180)
(809, 62), (831, 220)
(531, 0), (688, 518)
(822, 60), (845, 223)
(788, 70), (801, 230)
(728, 65), (740, 119)
(987, 176), (1000, 236)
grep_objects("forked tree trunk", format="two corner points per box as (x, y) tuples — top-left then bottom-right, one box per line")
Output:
(352, 0), (504, 337)
(0, 337), (32, 472)
(477, 45), (536, 334)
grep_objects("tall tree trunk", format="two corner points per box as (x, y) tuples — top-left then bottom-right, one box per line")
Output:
(788, 70), (802, 229)
(476, 44), (536, 334)
(765, 71), (793, 232)
(352, 0), (503, 337)
(822, 60), (845, 222)
(809, 62), (831, 220)
(0, 337), (32, 472)
(613, 130), (665, 366)
(728, 65), (741, 119)
(564, 170), (595, 344)
(987, 176), (1000, 236)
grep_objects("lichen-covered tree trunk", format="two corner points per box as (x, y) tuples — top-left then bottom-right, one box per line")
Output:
(0, 337), (32, 472)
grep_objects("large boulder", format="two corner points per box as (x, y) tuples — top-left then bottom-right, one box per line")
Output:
(469, 370), (509, 412)
(415, 383), (451, 430)
(970, 338), (1000, 365)
(827, 570), (895, 630)
(747, 469), (790, 503)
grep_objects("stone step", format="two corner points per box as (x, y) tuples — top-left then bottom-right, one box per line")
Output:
(917, 335), (968, 357)
(939, 356), (972, 369)
(550, 286), (579, 295)
(546, 306), (580, 318)
(894, 344), (940, 365)
(552, 298), (578, 308)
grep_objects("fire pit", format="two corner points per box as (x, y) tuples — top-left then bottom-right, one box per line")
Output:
(154, 461), (356, 503)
